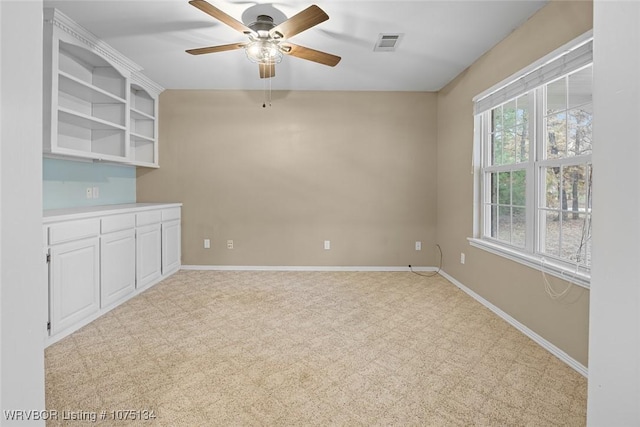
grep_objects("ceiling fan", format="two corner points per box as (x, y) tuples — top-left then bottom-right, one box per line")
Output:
(186, 0), (341, 79)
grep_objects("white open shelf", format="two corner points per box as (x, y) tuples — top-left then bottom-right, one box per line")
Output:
(129, 83), (157, 166)
(58, 41), (126, 100)
(59, 71), (125, 105)
(44, 9), (163, 168)
(130, 107), (154, 121)
(58, 107), (126, 131)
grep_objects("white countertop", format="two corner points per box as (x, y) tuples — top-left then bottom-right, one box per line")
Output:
(44, 203), (182, 223)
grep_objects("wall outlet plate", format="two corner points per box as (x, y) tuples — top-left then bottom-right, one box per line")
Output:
(204, 239), (210, 249)
(415, 241), (422, 251)
(324, 240), (331, 250)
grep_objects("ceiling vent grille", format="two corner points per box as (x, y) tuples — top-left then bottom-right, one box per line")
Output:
(373, 33), (404, 52)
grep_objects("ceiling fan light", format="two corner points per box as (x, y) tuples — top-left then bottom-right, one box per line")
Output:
(247, 42), (261, 58)
(245, 40), (283, 64)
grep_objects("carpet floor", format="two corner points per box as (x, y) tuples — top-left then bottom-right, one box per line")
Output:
(45, 270), (587, 426)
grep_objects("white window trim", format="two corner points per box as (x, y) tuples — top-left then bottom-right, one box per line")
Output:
(467, 237), (590, 288)
(471, 32), (593, 288)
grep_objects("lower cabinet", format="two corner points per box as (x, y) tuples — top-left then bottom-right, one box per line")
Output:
(162, 219), (181, 275)
(101, 228), (136, 308)
(136, 223), (162, 289)
(44, 203), (181, 344)
(49, 237), (100, 336)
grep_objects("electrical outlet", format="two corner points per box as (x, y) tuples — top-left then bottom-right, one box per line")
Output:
(460, 252), (466, 264)
(204, 239), (210, 249)
(415, 241), (422, 251)
(227, 240), (234, 249)
(92, 186), (99, 198)
(324, 240), (331, 250)
(85, 187), (93, 199)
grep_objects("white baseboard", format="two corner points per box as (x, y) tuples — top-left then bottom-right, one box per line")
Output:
(438, 270), (588, 378)
(181, 265), (436, 272)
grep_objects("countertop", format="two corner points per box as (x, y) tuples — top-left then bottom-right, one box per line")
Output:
(43, 203), (182, 223)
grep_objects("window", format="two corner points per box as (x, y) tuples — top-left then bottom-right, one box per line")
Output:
(472, 35), (592, 286)
(484, 93), (531, 250)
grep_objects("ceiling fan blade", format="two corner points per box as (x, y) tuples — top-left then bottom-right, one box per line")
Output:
(269, 5), (328, 39)
(189, 0), (254, 35)
(281, 43), (341, 67)
(186, 42), (247, 55)
(259, 63), (275, 79)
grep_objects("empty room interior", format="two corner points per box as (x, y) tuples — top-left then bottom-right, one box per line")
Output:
(1, 0), (639, 425)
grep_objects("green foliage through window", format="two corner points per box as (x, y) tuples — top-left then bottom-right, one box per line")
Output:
(482, 65), (592, 267)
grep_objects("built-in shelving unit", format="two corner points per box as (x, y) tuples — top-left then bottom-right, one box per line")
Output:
(43, 8), (163, 167)
(129, 83), (158, 167)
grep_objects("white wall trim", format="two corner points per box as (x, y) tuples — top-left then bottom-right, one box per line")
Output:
(468, 238), (590, 288)
(181, 265), (436, 272)
(438, 270), (588, 378)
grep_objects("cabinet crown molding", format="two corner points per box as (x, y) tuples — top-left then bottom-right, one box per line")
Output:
(131, 72), (165, 100)
(44, 8), (164, 95)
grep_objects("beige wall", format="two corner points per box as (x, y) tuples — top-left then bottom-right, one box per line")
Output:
(436, 0), (593, 366)
(138, 91), (438, 267)
(138, 0), (593, 366)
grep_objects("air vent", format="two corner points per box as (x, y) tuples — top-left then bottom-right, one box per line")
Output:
(373, 33), (404, 52)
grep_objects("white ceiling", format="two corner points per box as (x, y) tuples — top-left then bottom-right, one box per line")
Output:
(43, 0), (548, 91)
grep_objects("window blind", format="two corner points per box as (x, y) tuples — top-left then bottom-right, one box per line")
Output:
(474, 39), (592, 115)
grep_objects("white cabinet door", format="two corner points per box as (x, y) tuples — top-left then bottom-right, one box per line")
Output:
(101, 229), (136, 308)
(49, 237), (100, 336)
(136, 223), (161, 289)
(162, 219), (181, 275)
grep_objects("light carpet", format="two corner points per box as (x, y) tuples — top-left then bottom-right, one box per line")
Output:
(45, 270), (587, 426)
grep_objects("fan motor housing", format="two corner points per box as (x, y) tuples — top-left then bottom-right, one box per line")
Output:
(249, 15), (276, 35)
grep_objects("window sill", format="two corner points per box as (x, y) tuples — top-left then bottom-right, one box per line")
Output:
(467, 238), (590, 289)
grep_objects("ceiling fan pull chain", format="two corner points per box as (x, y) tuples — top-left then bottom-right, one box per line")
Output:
(262, 66), (272, 108)
(269, 71), (272, 107)
(263, 69), (267, 108)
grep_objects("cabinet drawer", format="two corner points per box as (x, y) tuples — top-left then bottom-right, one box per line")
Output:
(101, 214), (135, 234)
(161, 207), (181, 222)
(48, 218), (100, 245)
(136, 210), (161, 227)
